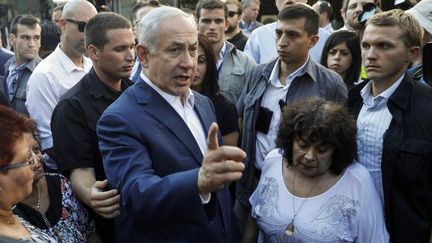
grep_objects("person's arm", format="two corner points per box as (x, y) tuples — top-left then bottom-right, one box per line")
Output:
(70, 168), (120, 219)
(26, 72), (58, 151)
(97, 113), (245, 226)
(242, 210), (258, 243)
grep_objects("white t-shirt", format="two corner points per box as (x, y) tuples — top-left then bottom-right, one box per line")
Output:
(250, 149), (389, 243)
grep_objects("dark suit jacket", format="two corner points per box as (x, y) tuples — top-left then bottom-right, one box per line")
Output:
(348, 74), (432, 243)
(97, 77), (239, 243)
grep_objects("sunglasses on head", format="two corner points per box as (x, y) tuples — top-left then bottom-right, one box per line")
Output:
(65, 18), (87, 32)
(228, 11), (238, 17)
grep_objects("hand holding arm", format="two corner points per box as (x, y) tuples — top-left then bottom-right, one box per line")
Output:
(71, 168), (120, 219)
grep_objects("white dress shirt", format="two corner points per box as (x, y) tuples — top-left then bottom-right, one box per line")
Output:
(25, 45), (92, 151)
(244, 22), (331, 64)
(255, 58), (308, 170)
(141, 73), (210, 203)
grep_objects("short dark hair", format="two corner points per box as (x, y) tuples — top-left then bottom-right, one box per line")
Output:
(85, 12), (132, 49)
(196, 0), (228, 21)
(321, 30), (361, 88)
(278, 3), (319, 36)
(132, 0), (161, 22)
(40, 20), (61, 52)
(197, 33), (219, 100)
(315, 1), (333, 20)
(226, 0), (242, 16)
(0, 106), (36, 167)
(10, 14), (40, 36)
(276, 98), (357, 175)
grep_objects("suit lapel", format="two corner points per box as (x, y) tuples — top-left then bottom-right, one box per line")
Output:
(135, 81), (204, 165)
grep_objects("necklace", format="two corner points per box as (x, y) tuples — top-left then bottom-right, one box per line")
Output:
(284, 164), (325, 237)
(0, 216), (16, 225)
(34, 183), (41, 211)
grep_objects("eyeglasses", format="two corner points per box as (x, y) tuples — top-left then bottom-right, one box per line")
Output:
(65, 19), (87, 32)
(0, 151), (36, 172)
(228, 11), (238, 17)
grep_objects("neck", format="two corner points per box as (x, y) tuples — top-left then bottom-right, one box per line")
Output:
(241, 17), (252, 25)
(279, 58), (307, 85)
(59, 42), (84, 68)
(94, 67), (122, 91)
(371, 69), (406, 97)
(212, 42), (224, 62)
(225, 28), (240, 39)
(0, 208), (16, 225)
(14, 56), (28, 67)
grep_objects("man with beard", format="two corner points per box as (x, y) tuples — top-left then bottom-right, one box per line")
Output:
(51, 12), (135, 243)
(0, 15), (41, 116)
(25, 0), (97, 170)
(225, 0), (248, 51)
(340, 0), (379, 32)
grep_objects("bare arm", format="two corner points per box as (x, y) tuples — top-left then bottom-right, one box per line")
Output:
(70, 168), (120, 218)
(242, 210), (258, 243)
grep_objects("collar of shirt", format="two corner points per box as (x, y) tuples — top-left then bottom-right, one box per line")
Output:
(55, 44), (92, 73)
(140, 72), (195, 108)
(87, 68), (133, 100)
(268, 56), (309, 88)
(360, 74), (405, 107)
(216, 41), (227, 71)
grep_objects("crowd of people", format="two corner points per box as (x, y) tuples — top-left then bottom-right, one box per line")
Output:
(0, 0), (431, 242)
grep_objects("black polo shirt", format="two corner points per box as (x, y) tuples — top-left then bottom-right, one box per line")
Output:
(51, 68), (133, 243)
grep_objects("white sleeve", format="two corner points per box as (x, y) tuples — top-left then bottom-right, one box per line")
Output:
(26, 72), (58, 150)
(244, 30), (260, 64)
(356, 169), (390, 243)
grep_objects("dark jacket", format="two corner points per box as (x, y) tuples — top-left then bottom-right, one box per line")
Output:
(348, 74), (432, 243)
(0, 56), (41, 115)
(236, 58), (347, 207)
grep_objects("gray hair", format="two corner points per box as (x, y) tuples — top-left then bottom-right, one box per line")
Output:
(241, 0), (260, 9)
(137, 6), (196, 54)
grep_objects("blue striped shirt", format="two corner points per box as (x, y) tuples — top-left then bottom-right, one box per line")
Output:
(356, 75), (404, 202)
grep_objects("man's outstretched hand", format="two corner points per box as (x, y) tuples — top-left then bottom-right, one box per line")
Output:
(198, 123), (246, 194)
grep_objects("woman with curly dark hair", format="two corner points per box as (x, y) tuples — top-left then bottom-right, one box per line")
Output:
(246, 98), (389, 243)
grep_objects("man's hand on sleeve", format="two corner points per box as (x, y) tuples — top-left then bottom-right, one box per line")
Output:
(90, 179), (121, 219)
(198, 123), (246, 194)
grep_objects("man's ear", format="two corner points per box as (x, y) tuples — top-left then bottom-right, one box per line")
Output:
(308, 35), (319, 49)
(87, 44), (100, 62)
(407, 45), (421, 63)
(136, 44), (150, 69)
(8, 34), (16, 48)
(58, 18), (67, 32)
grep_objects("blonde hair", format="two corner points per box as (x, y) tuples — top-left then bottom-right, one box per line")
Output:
(367, 9), (423, 48)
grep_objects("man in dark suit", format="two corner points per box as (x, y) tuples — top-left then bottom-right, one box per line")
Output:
(97, 6), (245, 242)
(348, 9), (432, 243)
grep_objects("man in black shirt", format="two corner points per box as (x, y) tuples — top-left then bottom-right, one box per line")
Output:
(225, 0), (248, 51)
(51, 12), (135, 243)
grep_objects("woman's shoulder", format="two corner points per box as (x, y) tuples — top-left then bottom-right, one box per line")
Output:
(261, 149), (283, 173)
(342, 162), (376, 189)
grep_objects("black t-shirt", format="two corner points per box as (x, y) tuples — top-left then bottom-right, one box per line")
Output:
(51, 68), (132, 243)
(227, 31), (248, 52)
(213, 93), (239, 137)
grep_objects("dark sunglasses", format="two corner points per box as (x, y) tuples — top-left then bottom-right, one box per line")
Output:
(228, 11), (238, 17)
(0, 151), (36, 172)
(65, 18), (87, 32)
